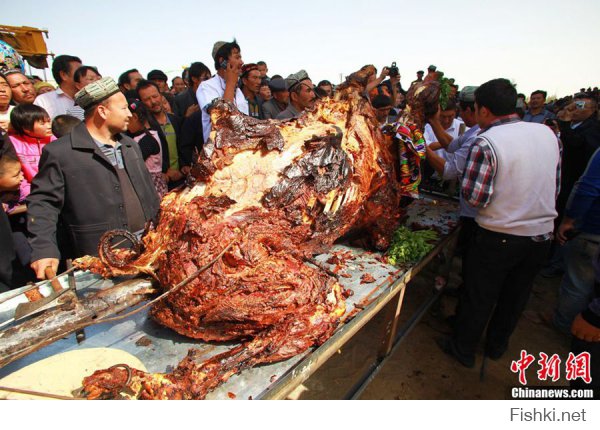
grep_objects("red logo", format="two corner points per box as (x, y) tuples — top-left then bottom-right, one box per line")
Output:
(511, 350), (592, 385)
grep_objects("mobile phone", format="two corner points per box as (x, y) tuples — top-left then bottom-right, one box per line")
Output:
(220, 59), (228, 70)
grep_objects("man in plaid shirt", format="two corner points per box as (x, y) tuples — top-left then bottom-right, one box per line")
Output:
(438, 79), (561, 368)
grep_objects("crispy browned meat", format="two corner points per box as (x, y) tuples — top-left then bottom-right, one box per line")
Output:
(76, 65), (434, 400)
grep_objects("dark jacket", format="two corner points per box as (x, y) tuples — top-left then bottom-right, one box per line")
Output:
(165, 112), (195, 167)
(27, 123), (160, 260)
(180, 110), (204, 156)
(0, 209), (15, 289)
(557, 117), (600, 218)
(173, 88), (197, 119)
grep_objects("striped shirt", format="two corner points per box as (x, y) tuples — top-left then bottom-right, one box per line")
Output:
(92, 139), (124, 169)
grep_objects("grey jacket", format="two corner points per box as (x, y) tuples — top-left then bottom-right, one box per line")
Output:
(263, 99), (287, 120)
(276, 104), (301, 120)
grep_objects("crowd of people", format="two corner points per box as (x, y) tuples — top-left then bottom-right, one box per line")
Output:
(0, 39), (598, 388)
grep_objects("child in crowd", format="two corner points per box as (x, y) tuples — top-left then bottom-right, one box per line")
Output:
(52, 114), (81, 138)
(0, 142), (24, 289)
(8, 104), (56, 201)
(126, 99), (168, 198)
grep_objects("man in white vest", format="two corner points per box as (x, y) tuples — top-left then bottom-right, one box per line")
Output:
(438, 78), (561, 368)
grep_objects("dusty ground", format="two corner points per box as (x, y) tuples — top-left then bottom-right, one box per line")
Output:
(292, 257), (570, 400)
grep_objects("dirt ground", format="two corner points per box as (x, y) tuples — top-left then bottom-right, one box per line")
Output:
(291, 256), (570, 400)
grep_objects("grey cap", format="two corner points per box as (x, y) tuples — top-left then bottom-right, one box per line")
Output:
(285, 70), (310, 91)
(428, 64), (437, 71)
(212, 41), (227, 60)
(458, 86), (478, 103)
(268, 77), (287, 92)
(74, 77), (120, 110)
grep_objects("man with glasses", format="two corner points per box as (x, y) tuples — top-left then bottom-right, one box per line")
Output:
(276, 70), (316, 120)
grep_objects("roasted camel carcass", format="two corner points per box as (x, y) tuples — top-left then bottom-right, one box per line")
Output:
(75, 66), (439, 399)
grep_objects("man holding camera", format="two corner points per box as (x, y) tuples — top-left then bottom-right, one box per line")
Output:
(556, 95), (600, 215)
(366, 64), (402, 106)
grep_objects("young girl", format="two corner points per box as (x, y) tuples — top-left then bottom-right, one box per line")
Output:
(8, 104), (56, 200)
(126, 99), (168, 198)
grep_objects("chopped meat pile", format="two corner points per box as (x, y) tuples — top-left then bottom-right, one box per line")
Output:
(75, 66), (439, 400)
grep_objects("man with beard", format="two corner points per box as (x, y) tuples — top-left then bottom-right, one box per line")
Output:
(27, 77), (159, 279)
(276, 70), (316, 120)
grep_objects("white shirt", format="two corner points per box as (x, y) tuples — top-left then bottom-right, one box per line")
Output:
(196, 75), (249, 143)
(0, 105), (14, 131)
(34, 87), (75, 119)
(423, 118), (464, 157)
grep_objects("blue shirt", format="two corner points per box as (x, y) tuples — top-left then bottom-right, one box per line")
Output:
(522, 109), (555, 124)
(565, 147), (600, 235)
(443, 124), (480, 218)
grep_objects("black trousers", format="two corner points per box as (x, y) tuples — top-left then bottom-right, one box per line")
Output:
(457, 216), (477, 279)
(453, 226), (551, 359)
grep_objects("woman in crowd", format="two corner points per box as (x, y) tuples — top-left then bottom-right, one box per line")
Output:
(126, 99), (169, 198)
(0, 73), (13, 132)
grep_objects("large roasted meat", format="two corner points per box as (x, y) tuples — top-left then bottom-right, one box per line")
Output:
(75, 66), (436, 399)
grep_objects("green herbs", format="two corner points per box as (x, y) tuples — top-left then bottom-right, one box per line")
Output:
(438, 76), (452, 111)
(386, 226), (438, 265)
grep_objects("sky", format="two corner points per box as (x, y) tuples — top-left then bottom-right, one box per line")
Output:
(3, 0), (599, 98)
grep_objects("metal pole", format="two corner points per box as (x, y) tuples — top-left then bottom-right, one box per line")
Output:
(345, 284), (445, 399)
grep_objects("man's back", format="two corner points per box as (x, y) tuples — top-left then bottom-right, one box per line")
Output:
(475, 121), (560, 236)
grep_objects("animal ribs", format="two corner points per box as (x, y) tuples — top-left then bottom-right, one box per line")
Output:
(76, 66), (416, 399)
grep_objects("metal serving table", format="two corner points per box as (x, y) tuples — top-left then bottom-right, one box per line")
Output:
(0, 196), (459, 400)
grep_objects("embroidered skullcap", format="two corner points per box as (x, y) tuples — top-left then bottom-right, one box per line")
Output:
(74, 77), (120, 109)
(241, 63), (259, 78)
(285, 70), (310, 91)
